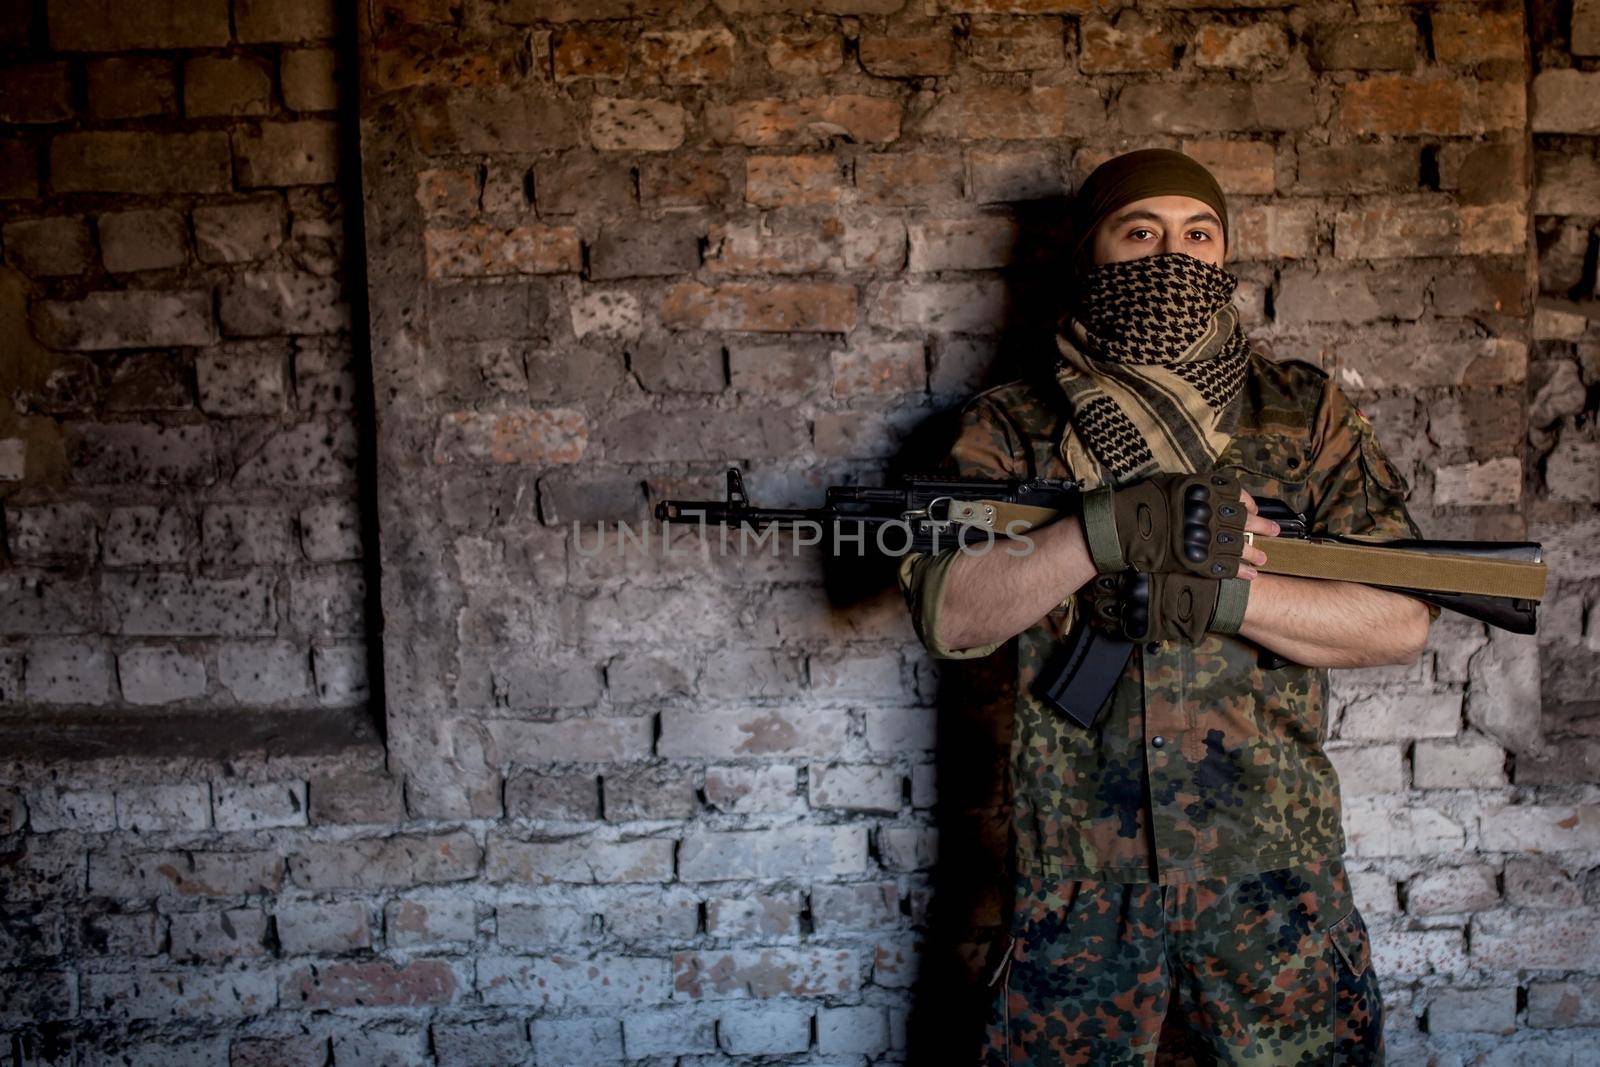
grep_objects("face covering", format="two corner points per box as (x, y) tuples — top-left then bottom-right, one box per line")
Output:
(1054, 251), (1251, 489)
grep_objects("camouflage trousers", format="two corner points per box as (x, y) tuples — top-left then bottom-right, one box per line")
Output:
(981, 860), (1382, 1066)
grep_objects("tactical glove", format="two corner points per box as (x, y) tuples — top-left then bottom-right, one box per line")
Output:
(1086, 571), (1251, 645)
(1080, 472), (1248, 579)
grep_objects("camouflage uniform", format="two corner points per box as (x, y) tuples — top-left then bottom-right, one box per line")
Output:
(899, 351), (1424, 1064)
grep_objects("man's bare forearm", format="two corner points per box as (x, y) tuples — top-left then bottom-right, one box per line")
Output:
(1238, 574), (1430, 668)
(934, 517), (1099, 652)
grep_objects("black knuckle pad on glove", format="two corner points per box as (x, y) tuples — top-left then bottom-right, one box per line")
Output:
(1107, 472), (1246, 577)
(1173, 472), (1247, 579)
(1085, 571), (1219, 646)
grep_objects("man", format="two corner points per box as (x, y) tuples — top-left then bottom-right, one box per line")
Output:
(897, 148), (1432, 1065)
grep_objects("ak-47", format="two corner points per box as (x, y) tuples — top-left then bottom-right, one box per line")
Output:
(656, 468), (1547, 729)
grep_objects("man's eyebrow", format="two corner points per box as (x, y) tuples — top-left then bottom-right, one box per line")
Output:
(1109, 208), (1223, 228)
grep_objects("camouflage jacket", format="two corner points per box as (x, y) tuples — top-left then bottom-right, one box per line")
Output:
(898, 351), (1426, 885)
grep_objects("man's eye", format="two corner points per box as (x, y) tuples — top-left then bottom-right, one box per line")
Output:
(1129, 228), (1153, 240)
(1188, 231), (1212, 241)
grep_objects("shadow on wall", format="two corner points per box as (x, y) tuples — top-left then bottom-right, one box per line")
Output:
(818, 196), (1079, 1060)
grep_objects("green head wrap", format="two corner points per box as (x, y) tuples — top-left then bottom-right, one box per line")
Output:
(1068, 148), (1229, 277)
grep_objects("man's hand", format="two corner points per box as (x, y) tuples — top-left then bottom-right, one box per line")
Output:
(1081, 482), (1279, 645)
(1236, 488), (1276, 579)
(1082, 472), (1254, 578)
(1086, 570), (1240, 644)
(1236, 488), (1430, 667)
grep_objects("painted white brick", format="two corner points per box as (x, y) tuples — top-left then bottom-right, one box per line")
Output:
(118, 646), (206, 705)
(213, 781), (307, 831)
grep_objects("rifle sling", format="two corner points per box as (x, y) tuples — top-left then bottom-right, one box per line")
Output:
(1250, 535), (1548, 601)
(950, 498), (1546, 602)
(950, 499), (1062, 533)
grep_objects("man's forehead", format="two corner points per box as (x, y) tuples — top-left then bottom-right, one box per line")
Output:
(1102, 195), (1223, 226)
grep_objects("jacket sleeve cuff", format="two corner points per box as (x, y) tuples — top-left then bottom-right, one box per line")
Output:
(1210, 578), (1251, 635)
(897, 549), (1004, 660)
(1080, 486), (1125, 574)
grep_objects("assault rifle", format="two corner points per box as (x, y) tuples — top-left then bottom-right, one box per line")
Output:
(656, 468), (1547, 729)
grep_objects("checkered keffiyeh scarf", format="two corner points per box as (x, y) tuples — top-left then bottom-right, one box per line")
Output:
(1054, 252), (1251, 489)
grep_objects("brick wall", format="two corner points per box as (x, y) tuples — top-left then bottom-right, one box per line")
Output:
(1, 0), (1598, 1063)
(0, 0), (371, 755)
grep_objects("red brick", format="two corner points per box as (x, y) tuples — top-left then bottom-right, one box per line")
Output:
(283, 959), (457, 1009)
(766, 32), (843, 75)
(538, 153), (635, 212)
(660, 281), (857, 333)
(855, 152), (964, 205)
(85, 57), (175, 119)
(705, 220), (838, 274)
(970, 147), (1065, 203)
(1334, 199), (1525, 260)
(859, 32), (953, 76)
(416, 167), (479, 217)
(919, 85), (1103, 140)
(967, 19), (1064, 71)
(233, 121), (341, 186)
(434, 409), (589, 465)
(1252, 80), (1317, 132)
(1179, 140), (1275, 195)
(908, 217), (1018, 272)
(185, 56), (273, 117)
(590, 97), (686, 151)
(1192, 22), (1288, 70)
(0, 63), (72, 124)
(943, 0), (1098, 10)
(1294, 143), (1418, 194)
(236, 0), (336, 42)
(49, 0), (229, 50)
(1228, 201), (1318, 260)
(423, 224), (581, 277)
(1531, 70), (1600, 134)
(1308, 19), (1417, 71)
(1446, 140), (1526, 206)
(1337, 76), (1524, 136)
(372, 37), (526, 92)
(51, 132), (231, 194)
(554, 29), (629, 80)
(831, 342), (926, 398)
(413, 93), (578, 156)
(1431, 9), (1524, 64)
(281, 48), (339, 111)
(1535, 152), (1600, 215)
(4, 216), (93, 276)
(639, 27), (735, 84)
(745, 155), (840, 207)
(1079, 12), (1173, 73)
(709, 95), (902, 146)
(371, 0), (455, 26)
(1117, 82), (1255, 134)
(641, 153), (734, 207)
(1578, 0), (1600, 56)
(1459, 203), (1529, 255)
(869, 279), (1009, 334)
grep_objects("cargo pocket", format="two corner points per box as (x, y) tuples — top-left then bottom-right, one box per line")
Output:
(1327, 909), (1383, 1066)
(1357, 430), (1411, 497)
(1328, 911), (1371, 977)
